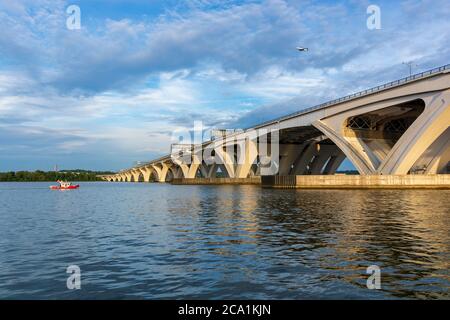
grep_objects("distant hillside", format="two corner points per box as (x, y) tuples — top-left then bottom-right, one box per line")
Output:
(0, 170), (115, 182)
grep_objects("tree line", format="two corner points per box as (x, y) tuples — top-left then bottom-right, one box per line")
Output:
(0, 170), (115, 182)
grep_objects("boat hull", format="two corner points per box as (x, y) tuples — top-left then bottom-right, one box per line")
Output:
(49, 185), (80, 190)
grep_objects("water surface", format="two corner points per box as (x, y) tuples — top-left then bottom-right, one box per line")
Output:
(0, 182), (449, 299)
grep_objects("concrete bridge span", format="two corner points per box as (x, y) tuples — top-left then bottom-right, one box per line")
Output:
(101, 64), (450, 184)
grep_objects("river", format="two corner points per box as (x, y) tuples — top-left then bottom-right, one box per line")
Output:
(0, 182), (448, 299)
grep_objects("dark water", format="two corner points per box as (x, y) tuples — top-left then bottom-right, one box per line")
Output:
(0, 182), (449, 299)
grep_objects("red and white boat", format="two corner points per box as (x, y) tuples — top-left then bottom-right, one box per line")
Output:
(49, 180), (79, 190)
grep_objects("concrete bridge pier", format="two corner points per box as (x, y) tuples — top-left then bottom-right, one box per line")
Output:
(378, 91), (450, 175)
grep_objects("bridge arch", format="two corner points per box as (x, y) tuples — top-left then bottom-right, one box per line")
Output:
(130, 170), (144, 182)
(311, 91), (450, 175)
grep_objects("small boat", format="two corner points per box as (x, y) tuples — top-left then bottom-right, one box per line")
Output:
(49, 180), (79, 190)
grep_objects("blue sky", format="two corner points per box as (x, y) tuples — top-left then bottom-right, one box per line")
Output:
(0, 0), (449, 171)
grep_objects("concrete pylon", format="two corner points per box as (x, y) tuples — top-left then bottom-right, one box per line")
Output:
(138, 167), (152, 182)
(378, 90), (450, 174)
(278, 144), (305, 175)
(313, 120), (377, 175)
(413, 127), (450, 174)
(168, 166), (182, 179)
(199, 164), (218, 178)
(177, 152), (202, 179)
(151, 163), (171, 182)
(311, 89), (450, 175)
(309, 144), (343, 174)
(214, 146), (236, 178)
(124, 172), (132, 182)
(292, 142), (320, 175)
(131, 170), (142, 182)
(322, 153), (346, 174)
(235, 137), (258, 178)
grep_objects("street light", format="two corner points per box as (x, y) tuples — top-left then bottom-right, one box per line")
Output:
(402, 61), (418, 76)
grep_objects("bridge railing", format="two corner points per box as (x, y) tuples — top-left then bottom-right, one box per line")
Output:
(251, 64), (450, 130)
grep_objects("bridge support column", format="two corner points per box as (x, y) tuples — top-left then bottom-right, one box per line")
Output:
(292, 141), (320, 175)
(235, 138), (258, 178)
(420, 127), (450, 174)
(313, 120), (377, 175)
(176, 152), (202, 179)
(378, 90), (450, 174)
(124, 172), (133, 182)
(322, 152), (346, 174)
(278, 144), (305, 175)
(363, 139), (393, 165)
(131, 170), (142, 182)
(151, 163), (171, 182)
(139, 167), (153, 182)
(169, 166), (183, 179)
(309, 144), (343, 174)
(199, 164), (218, 178)
(214, 147), (236, 178)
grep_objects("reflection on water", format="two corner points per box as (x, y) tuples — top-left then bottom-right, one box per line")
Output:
(0, 182), (448, 299)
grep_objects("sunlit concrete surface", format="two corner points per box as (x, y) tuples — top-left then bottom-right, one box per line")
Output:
(262, 174), (450, 189)
(172, 177), (261, 185)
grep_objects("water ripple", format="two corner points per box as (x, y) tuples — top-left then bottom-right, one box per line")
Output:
(0, 182), (449, 299)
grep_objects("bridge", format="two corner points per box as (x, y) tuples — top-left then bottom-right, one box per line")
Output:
(101, 64), (450, 187)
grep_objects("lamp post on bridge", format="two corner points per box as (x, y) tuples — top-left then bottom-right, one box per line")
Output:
(402, 61), (418, 77)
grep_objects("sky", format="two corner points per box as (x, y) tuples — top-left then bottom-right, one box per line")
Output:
(0, 0), (449, 171)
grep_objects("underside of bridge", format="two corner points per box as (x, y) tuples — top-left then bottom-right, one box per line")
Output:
(276, 127), (345, 176)
(343, 99), (427, 173)
(314, 93), (450, 175)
